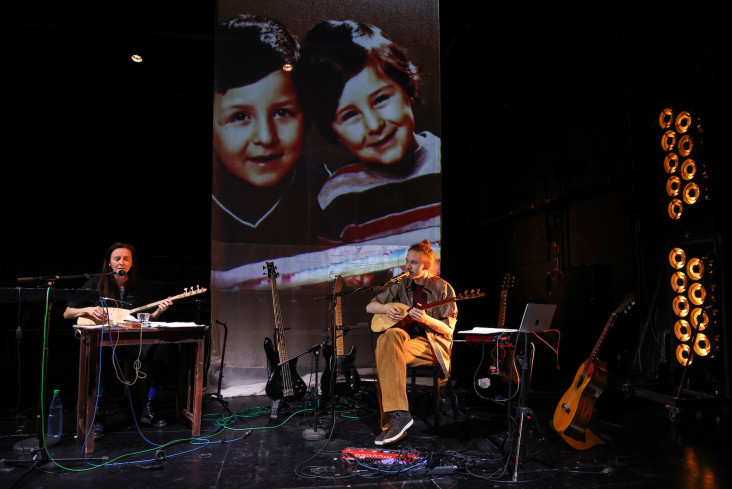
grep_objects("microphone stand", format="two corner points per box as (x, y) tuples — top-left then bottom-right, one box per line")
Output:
(277, 341), (327, 440)
(8, 277), (107, 472)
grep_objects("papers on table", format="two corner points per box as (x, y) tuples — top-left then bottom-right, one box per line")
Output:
(458, 327), (518, 335)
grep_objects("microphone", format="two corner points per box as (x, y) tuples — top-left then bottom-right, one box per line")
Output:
(110, 269), (127, 277)
(387, 271), (409, 283)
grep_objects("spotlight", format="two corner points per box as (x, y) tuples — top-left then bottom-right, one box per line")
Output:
(683, 182), (700, 205)
(669, 248), (686, 269)
(672, 295), (689, 317)
(693, 333), (711, 357)
(662, 130), (677, 152)
(659, 107), (674, 129)
(678, 134), (693, 157)
(675, 343), (693, 366)
(667, 199), (683, 220)
(674, 319), (691, 341)
(666, 176), (681, 197)
(664, 153), (679, 174)
(687, 257), (704, 280)
(690, 308), (709, 330)
(675, 111), (692, 133)
(670, 271), (687, 293)
(688, 282), (706, 306)
(680, 158), (697, 180)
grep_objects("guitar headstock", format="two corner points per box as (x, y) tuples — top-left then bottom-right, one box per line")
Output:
(614, 293), (636, 315)
(183, 285), (207, 296)
(264, 262), (279, 281)
(458, 289), (486, 300)
(501, 273), (516, 290)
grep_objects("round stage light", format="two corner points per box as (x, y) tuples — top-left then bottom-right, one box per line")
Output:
(659, 108), (674, 129)
(678, 134), (693, 157)
(670, 271), (687, 293)
(687, 257), (704, 280)
(688, 283), (706, 306)
(672, 295), (690, 317)
(666, 176), (681, 197)
(662, 130), (677, 152)
(664, 153), (679, 174)
(668, 199), (683, 220)
(683, 182), (700, 205)
(690, 307), (709, 331)
(694, 333), (711, 357)
(676, 344), (693, 366)
(680, 158), (696, 180)
(675, 111), (692, 134)
(674, 319), (691, 342)
(669, 248), (686, 269)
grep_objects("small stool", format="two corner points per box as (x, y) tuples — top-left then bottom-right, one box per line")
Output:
(407, 364), (457, 431)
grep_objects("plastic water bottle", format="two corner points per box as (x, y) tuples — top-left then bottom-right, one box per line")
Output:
(47, 389), (63, 439)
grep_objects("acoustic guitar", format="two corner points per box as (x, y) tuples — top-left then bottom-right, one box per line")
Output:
(370, 290), (485, 333)
(263, 262), (307, 402)
(551, 293), (635, 450)
(490, 273), (519, 386)
(321, 275), (361, 397)
(77, 286), (207, 325)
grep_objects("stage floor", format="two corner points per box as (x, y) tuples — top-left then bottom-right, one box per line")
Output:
(1, 381), (729, 489)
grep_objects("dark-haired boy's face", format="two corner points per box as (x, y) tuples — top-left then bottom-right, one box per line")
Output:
(213, 70), (304, 186)
(330, 65), (416, 165)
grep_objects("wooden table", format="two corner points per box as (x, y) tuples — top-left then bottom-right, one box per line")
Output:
(74, 323), (209, 454)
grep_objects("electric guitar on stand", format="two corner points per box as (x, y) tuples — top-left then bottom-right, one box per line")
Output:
(551, 293), (635, 450)
(321, 275), (360, 397)
(263, 262), (307, 402)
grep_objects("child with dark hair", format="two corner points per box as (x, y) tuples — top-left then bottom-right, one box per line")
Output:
(212, 14), (329, 245)
(296, 20), (441, 247)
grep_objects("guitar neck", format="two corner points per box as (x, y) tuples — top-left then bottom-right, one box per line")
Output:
(128, 288), (206, 314)
(582, 313), (617, 377)
(270, 276), (287, 362)
(497, 290), (508, 328)
(334, 276), (344, 356)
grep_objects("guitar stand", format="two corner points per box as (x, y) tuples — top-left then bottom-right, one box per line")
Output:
(203, 319), (230, 414)
(508, 334), (557, 482)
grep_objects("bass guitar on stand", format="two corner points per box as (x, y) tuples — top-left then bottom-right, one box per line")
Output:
(263, 262), (307, 402)
(551, 293), (635, 450)
(321, 275), (360, 397)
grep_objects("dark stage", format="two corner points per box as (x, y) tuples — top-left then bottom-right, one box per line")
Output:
(1, 375), (729, 489)
(3, 3), (732, 489)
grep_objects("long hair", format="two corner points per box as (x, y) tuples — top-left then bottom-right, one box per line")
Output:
(98, 242), (137, 300)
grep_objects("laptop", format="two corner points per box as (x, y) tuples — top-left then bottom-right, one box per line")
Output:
(517, 303), (556, 333)
(458, 303), (556, 336)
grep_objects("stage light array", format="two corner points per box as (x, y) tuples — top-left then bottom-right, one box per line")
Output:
(667, 246), (717, 367)
(658, 108), (709, 221)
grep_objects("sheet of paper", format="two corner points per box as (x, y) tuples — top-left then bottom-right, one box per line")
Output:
(458, 327), (518, 335)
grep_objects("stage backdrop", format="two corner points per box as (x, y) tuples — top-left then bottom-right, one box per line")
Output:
(211, 0), (441, 391)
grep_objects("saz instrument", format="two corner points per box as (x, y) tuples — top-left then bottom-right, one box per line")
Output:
(370, 290), (485, 333)
(321, 275), (361, 397)
(551, 293), (635, 450)
(77, 286), (207, 325)
(263, 262), (307, 402)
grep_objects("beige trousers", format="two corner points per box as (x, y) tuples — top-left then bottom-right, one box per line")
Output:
(375, 328), (437, 430)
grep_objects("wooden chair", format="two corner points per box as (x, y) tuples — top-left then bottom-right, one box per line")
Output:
(407, 363), (458, 431)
